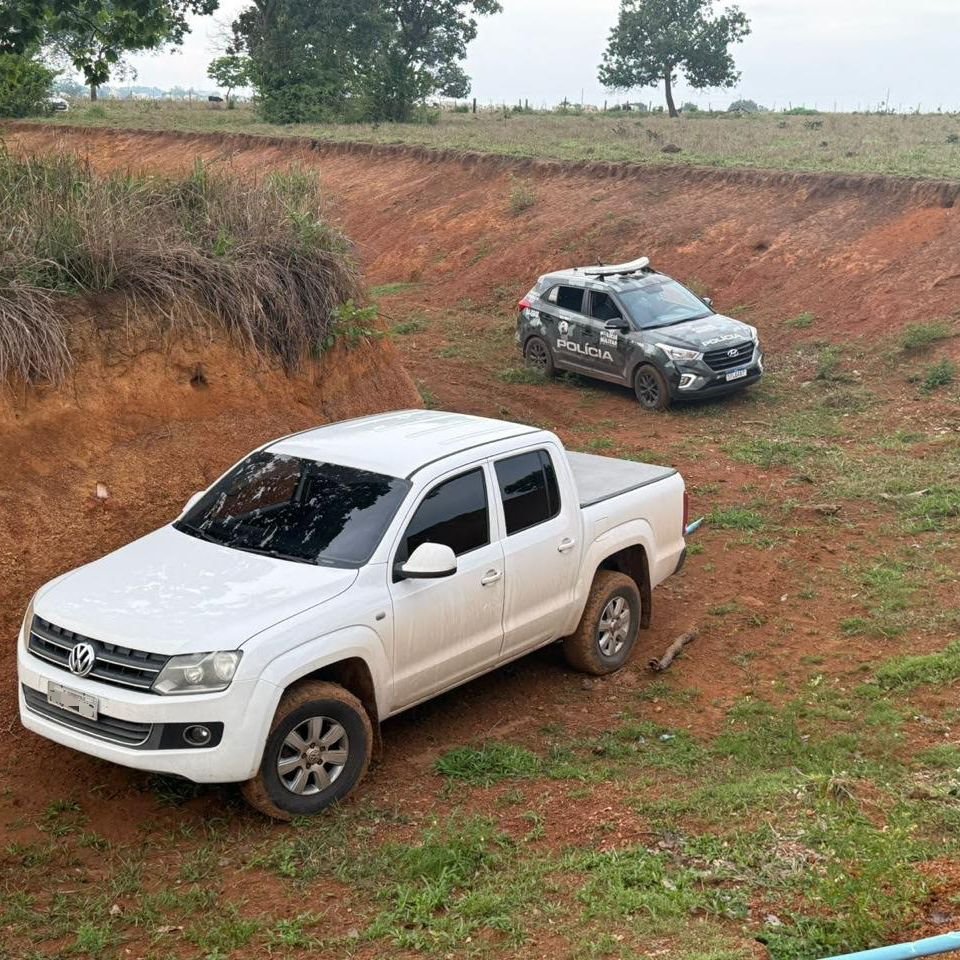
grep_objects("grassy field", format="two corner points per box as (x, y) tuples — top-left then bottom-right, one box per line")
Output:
(21, 100), (960, 179)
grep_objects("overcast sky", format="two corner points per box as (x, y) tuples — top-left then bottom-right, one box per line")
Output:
(119, 0), (958, 112)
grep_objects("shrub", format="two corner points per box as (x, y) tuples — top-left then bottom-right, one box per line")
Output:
(508, 180), (536, 215)
(0, 54), (54, 119)
(0, 154), (362, 382)
(728, 98), (764, 114)
(916, 358), (956, 392)
(900, 319), (954, 351)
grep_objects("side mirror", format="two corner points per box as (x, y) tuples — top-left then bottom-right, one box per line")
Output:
(703, 297), (714, 310)
(399, 543), (457, 580)
(183, 491), (204, 514)
(604, 317), (629, 331)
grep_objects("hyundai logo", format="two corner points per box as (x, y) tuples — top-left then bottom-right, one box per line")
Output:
(68, 642), (96, 678)
(727, 347), (741, 357)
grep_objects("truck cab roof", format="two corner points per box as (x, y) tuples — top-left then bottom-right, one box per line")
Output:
(269, 410), (543, 479)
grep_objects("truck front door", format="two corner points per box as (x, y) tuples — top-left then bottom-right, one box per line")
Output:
(388, 466), (505, 709)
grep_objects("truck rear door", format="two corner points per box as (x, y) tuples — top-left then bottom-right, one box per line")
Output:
(491, 447), (580, 659)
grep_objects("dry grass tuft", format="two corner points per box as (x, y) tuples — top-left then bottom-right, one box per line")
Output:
(0, 150), (362, 382)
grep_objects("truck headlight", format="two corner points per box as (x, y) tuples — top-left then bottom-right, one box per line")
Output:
(21, 594), (36, 649)
(154, 651), (242, 695)
(657, 343), (703, 364)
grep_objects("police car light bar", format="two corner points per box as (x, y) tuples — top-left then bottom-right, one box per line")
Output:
(580, 257), (651, 279)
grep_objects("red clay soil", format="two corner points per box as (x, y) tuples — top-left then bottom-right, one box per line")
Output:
(5, 123), (960, 352)
(0, 126), (958, 957)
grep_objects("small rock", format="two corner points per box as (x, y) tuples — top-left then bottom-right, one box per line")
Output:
(661, 143), (682, 154)
(765, 914), (783, 927)
(95, 483), (110, 501)
(581, 678), (596, 691)
(109, 903), (122, 917)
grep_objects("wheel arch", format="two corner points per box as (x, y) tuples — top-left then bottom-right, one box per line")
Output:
(292, 657), (383, 760)
(597, 544), (652, 629)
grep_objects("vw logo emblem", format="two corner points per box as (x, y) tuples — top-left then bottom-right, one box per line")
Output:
(727, 347), (740, 357)
(68, 642), (96, 678)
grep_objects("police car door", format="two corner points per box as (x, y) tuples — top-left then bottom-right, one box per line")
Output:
(543, 283), (588, 373)
(581, 289), (629, 383)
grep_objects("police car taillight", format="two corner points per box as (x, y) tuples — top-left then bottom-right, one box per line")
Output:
(519, 297), (532, 311)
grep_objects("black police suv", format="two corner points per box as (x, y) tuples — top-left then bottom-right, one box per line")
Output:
(517, 258), (763, 410)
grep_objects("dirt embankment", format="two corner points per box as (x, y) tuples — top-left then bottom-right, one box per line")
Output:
(0, 301), (418, 729)
(5, 122), (960, 350)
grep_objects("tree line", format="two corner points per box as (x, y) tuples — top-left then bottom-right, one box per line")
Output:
(0, 0), (750, 123)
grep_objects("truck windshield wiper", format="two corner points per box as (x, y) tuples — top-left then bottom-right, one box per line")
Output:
(175, 522), (222, 545)
(228, 543), (316, 566)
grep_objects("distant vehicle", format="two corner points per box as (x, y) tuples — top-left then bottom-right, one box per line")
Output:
(46, 96), (69, 113)
(18, 411), (688, 818)
(207, 95), (224, 103)
(517, 257), (764, 410)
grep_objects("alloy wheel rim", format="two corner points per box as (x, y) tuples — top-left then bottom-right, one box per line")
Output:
(277, 716), (349, 795)
(636, 373), (660, 406)
(527, 340), (548, 369)
(597, 596), (631, 657)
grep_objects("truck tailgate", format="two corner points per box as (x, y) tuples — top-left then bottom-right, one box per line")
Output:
(567, 451), (677, 508)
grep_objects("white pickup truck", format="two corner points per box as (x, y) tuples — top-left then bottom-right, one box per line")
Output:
(18, 411), (687, 819)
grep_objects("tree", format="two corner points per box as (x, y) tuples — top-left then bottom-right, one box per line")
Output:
(232, 0), (383, 123)
(367, 0), (502, 122)
(207, 54), (249, 103)
(599, 0), (750, 118)
(2, 0), (218, 100)
(0, 53), (54, 117)
(231, 0), (501, 124)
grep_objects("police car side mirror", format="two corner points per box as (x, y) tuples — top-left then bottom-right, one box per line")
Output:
(604, 318), (629, 331)
(703, 297), (714, 310)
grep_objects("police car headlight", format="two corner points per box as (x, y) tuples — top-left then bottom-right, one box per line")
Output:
(154, 651), (242, 695)
(657, 344), (703, 364)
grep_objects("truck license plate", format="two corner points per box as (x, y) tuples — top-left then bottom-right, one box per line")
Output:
(725, 368), (748, 382)
(47, 682), (98, 721)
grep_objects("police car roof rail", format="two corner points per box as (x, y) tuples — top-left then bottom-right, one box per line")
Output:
(578, 257), (651, 279)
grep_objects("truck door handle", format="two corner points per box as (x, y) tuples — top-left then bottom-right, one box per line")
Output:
(480, 569), (503, 586)
(558, 538), (577, 553)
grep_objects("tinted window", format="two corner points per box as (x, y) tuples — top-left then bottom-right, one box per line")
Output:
(588, 292), (623, 322)
(176, 453), (410, 568)
(496, 451), (561, 536)
(399, 469), (489, 563)
(556, 286), (584, 313)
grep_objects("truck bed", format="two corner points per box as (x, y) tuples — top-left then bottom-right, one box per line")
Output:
(567, 451), (677, 508)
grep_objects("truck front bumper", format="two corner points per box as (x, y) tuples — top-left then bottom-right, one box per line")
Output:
(17, 625), (280, 784)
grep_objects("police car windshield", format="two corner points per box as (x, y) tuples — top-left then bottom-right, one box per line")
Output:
(617, 278), (712, 330)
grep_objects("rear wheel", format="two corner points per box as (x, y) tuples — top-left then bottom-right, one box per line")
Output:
(241, 681), (372, 821)
(563, 571), (641, 675)
(634, 365), (670, 411)
(524, 335), (556, 377)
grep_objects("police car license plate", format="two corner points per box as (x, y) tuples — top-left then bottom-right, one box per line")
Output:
(47, 682), (98, 721)
(725, 368), (748, 382)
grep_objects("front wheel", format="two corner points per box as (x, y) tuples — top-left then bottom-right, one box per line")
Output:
(563, 571), (641, 675)
(241, 680), (372, 821)
(634, 365), (671, 411)
(524, 335), (556, 377)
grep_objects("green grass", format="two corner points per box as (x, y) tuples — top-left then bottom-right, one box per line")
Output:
(27, 100), (960, 179)
(785, 311), (816, 329)
(875, 640), (960, 690)
(435, 743), (543, 785)
(900, 319), (955, 351)
(708, 507), (764, 530)
(497, 365), (546, 385)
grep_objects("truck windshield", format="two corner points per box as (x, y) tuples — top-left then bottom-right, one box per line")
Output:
(174, 452), (410, 568)
(617, 278), (712, 330)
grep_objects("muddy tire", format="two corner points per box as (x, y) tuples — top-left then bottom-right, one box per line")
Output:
(563, 571), (641, 676)
(634, 365), (671, 411)
(524, 335), (556, 377)
(241, 681), (372, 821)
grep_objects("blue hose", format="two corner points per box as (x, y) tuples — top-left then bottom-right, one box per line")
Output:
(821, 933), (960, 960)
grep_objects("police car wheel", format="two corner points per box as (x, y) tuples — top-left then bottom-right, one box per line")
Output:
(523, 336), (556, 377)
(634, 365), (670, 411)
